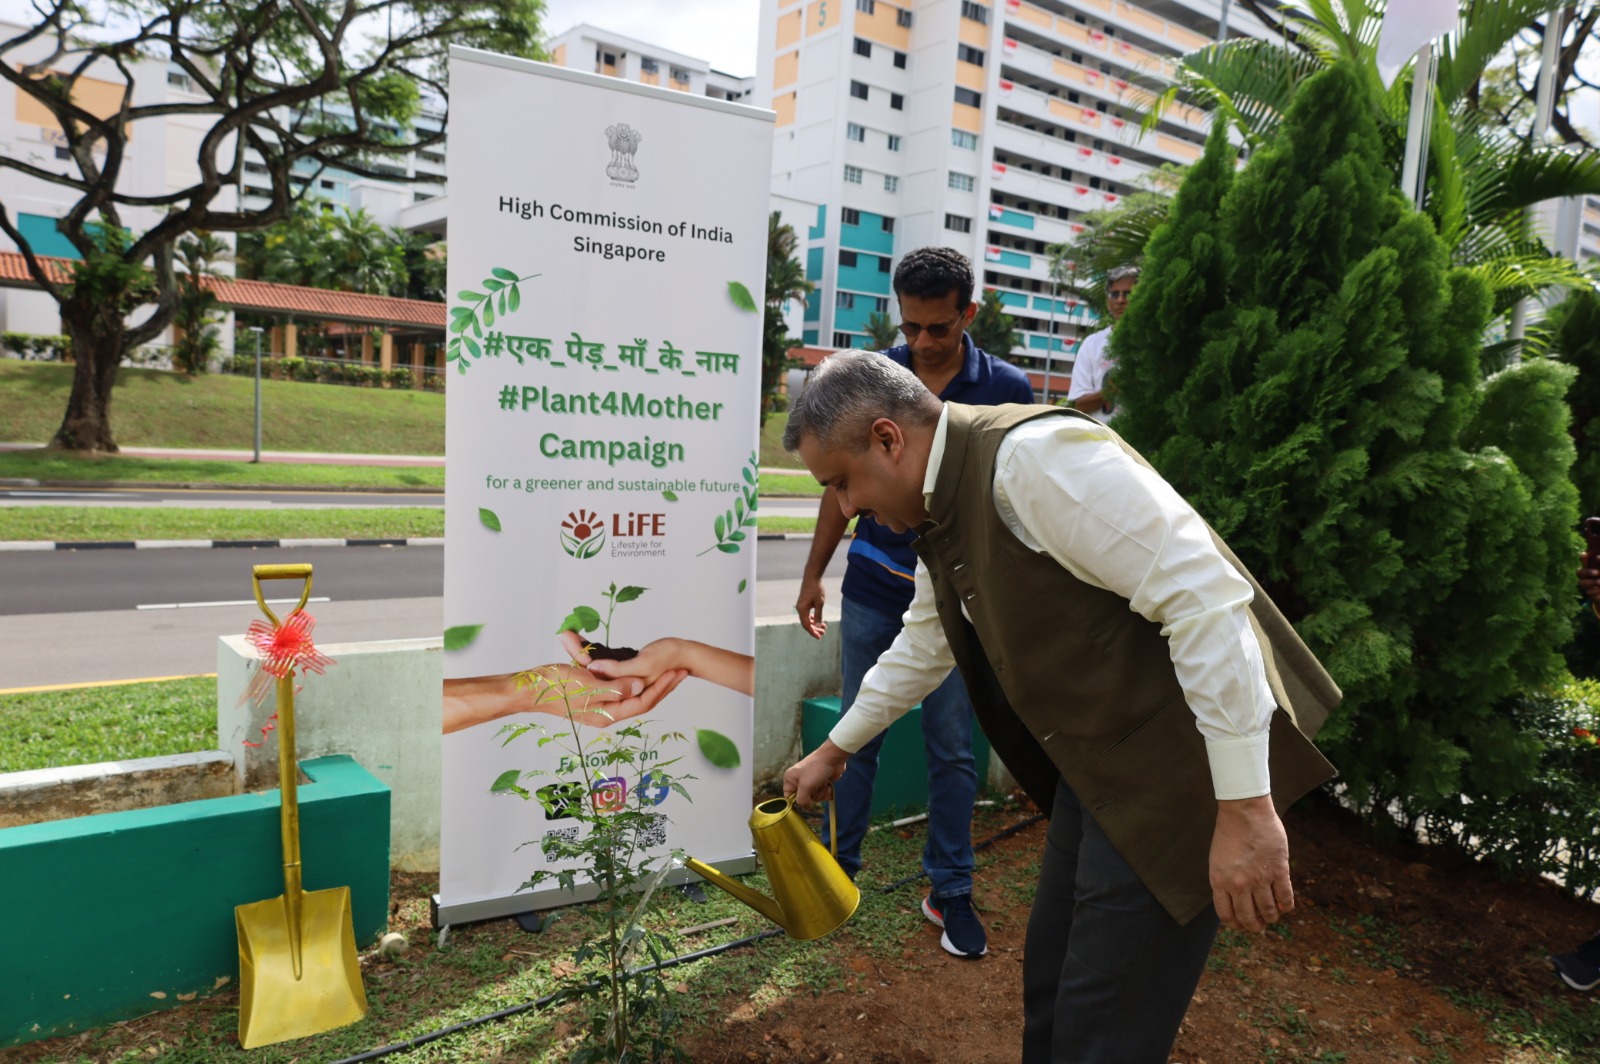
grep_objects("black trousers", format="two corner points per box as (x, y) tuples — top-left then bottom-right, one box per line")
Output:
(1021, 777), (1219, 1064)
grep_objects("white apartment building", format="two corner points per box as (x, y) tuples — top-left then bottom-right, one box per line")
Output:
(547, 23), (756, 103)
(755, 0), (1274, 392)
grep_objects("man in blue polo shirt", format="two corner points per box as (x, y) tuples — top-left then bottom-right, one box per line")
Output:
(795, 246), (1034, 959)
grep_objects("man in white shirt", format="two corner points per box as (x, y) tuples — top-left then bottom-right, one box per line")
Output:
(779, 352), (1336, 1064)
(1065, 265), (1139, 424)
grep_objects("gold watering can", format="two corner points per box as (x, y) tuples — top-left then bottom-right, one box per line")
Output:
(684, 797), (860, 940)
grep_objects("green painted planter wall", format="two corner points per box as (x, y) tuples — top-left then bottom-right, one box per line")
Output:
(801, 697), (992, 816)
(1, 755), (390, 1048)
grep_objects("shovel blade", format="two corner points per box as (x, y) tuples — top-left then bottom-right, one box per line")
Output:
(236, 886), (369, 1049)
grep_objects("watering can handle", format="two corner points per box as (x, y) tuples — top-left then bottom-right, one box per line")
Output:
(827, 798), (838, 859)
(251, 564), (314, 627)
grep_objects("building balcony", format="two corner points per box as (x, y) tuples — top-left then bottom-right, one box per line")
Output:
(994, 77), (1203, 168)
(998, 34), (1208, 137)
(988, 157), (1125, 216)
(991, 117), (1152, 189)
(1003, 0), (1211, 69)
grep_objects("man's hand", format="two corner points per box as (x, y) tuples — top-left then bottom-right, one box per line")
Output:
(796, 574), (827, 640)
(783, 739), (850, 809)
(1209, 795), (1293, 933)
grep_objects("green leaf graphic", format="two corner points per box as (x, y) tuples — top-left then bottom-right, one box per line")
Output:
(662, 490), (678, 502)
(491, 266), (519, 281)
(696, 729), (742, 769)
(490, 769), (523, 794)
(614, 586), (647, 603)
(727, 280), (758, 313)
(444, 624), (483, 651)
(738, 578), (747, 594)
(557, 606), (602, 634)
(458, 290), (486, 302)
(478, 507), (502, 532)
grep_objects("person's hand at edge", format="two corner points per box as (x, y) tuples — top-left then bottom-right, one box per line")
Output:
(1209, 794), (1293, 933)
(783, 739), (850, 809)
(586, 636), (755, 697)
(796, 573), (827, 640)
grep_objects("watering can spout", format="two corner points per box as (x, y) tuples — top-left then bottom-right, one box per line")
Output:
(683, 857), (786, 926)
(685, 797), (860, 941)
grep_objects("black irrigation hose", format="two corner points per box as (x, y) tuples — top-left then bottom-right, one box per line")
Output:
(328, 813), (1044, 1064)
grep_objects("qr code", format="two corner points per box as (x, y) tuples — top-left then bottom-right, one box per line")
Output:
(637, 823), (667, 849)
(543, 827), (579, 862)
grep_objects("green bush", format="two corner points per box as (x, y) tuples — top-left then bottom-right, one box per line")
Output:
(1115, 63), (1578, 814)
(1, 332), (70, 361)
(1413, 677), (1600, 899)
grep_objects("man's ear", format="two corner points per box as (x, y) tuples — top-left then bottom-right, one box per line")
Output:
(869, 417), (904, 456)
(961, 301), (978, 326)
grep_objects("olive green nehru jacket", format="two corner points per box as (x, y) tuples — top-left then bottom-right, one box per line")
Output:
(912, 403), (1339, 924)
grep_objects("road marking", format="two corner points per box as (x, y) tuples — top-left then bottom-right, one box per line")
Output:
(3, 491), (138, 499)
(136, 596), (332, 611)
(0, 673), (218, 695)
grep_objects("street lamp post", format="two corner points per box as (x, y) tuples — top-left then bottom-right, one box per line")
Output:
(250, 326), (264, 464)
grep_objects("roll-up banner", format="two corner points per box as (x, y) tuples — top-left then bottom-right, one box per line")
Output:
(438, 47), (771, 925)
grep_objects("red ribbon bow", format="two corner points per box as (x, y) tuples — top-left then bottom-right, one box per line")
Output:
(241, 609), (335, 713)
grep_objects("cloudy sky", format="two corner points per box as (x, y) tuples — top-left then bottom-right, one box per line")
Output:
(538, 0), (760, 75)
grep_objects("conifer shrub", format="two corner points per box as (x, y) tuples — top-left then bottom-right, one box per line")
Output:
(1114, 63), (1579, 832)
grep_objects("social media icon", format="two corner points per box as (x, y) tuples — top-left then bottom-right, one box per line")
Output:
(538, 782), (583, 821)
(591, 776), (628, 812)
(635, 771), (670, 807)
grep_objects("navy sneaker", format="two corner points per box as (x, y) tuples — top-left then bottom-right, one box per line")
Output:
(922, 892), (987, 958)
(1552, 933), (1600, 992)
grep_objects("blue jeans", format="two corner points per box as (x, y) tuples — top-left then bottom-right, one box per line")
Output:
(826, 595), (978, 898)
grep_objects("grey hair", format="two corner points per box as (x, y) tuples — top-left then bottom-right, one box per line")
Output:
(1107, 264), (1141, 283)
(782, 351), (942, 453)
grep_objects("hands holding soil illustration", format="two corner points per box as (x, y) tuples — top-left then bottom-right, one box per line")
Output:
(442, 630), (753, 734)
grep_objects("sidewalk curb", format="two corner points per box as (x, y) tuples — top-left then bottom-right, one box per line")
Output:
(0, 537), (447, 552)
(1, 534), (825, 551)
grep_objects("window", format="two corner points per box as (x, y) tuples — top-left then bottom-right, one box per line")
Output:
(602, 51), (617, 65)
(958, 45), (985, 66)
(420, 151), (444, 164)
(244, 185), (270, 198)
(167, 71), (191, 90)
(54, 145), (70, 160)
(952, 129), (978, 149)
(854, 38), (872, 58)
(847, 122), (866, 142)
(414, 191), (433, 203)
(882, 216), (895, 233)
(894, 51), (907, 69)
(840, 250), (859, 267)
(245, 162), (268, 174)
(842, 207), (861, 226)
(884, 174), (899, 192)
(857, 0), (875, 10)
(844, 164), (864, 184)
(850, 80), (869, 100)
(897, 7), (913, 26)
(641, 57), (659, 74)
(874, 296), (890, 312)
(945, 213), (972, 233)
(834, 332), (855, 347)
(890, 92), (904, 110)
(878, 256), (892, 273)
(961, 1), (989, 24)
(320, 179), (336, 190)
(887, 134), (901, 151)
(836, 291), (856, 309)
(671, 66), (690, 83)
(954, 87), (982, 108)
(949, 172), (975, 192)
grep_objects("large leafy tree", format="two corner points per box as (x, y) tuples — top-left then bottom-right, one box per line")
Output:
(762, 210), (811, 426)
(1, 1), (542, 452)
(967, 289), (1023, 361)
(1118, 62), (1578, 816)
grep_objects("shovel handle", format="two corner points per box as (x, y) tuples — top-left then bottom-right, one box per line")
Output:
(251, 564), (314, 627)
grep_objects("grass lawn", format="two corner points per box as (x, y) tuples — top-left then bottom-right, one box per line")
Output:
(0, 676), (216, 772)
(0, 360), (444, 454)
(0, 507), (824, 541)
(759, 411), (807, 470)
(0, 449), (444, 489)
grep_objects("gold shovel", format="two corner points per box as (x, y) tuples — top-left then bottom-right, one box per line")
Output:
(235, 564), (368, 1049)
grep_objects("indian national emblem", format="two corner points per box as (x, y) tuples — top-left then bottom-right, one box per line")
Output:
(604, 123), (643, 183)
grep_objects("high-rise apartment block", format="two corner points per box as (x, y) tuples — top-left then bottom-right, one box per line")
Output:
(756, 0), (1270, 391)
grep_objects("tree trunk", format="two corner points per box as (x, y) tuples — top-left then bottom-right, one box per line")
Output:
(51, 296), (126, 453)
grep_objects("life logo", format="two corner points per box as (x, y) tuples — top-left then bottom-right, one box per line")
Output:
(560, 508), (605, 559)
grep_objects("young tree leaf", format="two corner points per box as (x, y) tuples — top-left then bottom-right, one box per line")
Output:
(444, 624), (483, 651)
(662, 490), (678, 502)
(479, 507), (502, 532)
(490, 769), (523, 793)
(696, 729), (742, 769)
(556, 605), (603, 633)
(459, 290), (486, 302)
(716, 543), (740, 554)
(737, 578), (748, 594)
(508, 285), (521, 312)
(614, 586), (647, 603)
(727, 280), (758, 313)
(492, 266), (519, 281)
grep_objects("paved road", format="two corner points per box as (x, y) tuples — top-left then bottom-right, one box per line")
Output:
(0, 539), (847, 688)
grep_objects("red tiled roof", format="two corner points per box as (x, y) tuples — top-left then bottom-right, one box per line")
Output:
(203, 276), (445, 330)
(0, 250), (445, 330)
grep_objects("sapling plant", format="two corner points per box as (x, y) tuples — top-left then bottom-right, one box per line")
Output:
(560, 582), (647, 660)
(494, 584), (694, 1063)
